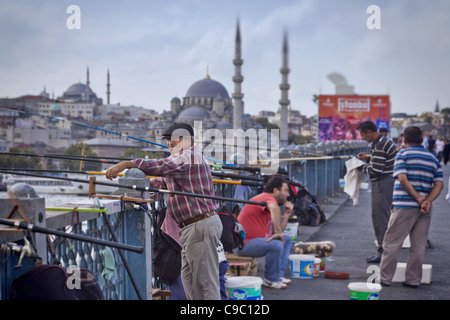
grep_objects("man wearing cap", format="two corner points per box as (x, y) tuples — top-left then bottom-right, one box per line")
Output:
(106, 122), (223, 300)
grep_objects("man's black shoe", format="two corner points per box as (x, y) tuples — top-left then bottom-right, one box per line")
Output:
(402, 282), (418, 288)
(367, 255), (381, 263)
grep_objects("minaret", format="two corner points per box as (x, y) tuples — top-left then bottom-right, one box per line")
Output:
(86, 66), (90, 87)
(435, 100), (440, 113)
(106, 69), (111, 105)
(232, 20), (244, 130)
(86, 66), (90, 102)
(279, 32), (290, 147)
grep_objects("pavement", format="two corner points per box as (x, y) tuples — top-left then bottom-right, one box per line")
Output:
(257, 163), (450, 300)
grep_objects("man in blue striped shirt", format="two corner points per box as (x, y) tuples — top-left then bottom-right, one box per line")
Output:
(379, 126), (443, 288)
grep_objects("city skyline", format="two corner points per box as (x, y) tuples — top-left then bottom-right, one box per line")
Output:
(1, 0), (449, 118)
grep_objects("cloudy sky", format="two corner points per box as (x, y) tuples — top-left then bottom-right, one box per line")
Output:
(1, 0), (449, 117)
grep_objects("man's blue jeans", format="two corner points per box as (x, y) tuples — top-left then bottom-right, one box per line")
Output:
(236, 235), (291, 282)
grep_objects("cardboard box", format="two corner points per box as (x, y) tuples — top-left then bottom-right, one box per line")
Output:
(392, 262), (432, 284)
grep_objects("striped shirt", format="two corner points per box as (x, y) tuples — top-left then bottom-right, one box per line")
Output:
(131, 146), (218, 225)
(393, 145), (444, 209)
(362, 135), (397, 181)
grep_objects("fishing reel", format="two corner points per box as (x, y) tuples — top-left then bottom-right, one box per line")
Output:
(1, 235), (40, 269)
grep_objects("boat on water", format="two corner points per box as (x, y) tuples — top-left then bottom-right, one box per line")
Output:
(1, 173), (117, 195)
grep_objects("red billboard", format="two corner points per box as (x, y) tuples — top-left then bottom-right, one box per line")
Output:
(318, 95), (390, 142)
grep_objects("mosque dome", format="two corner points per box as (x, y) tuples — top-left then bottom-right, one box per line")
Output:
(65, 83), (94, 95)
(178, 106), (210, 120)
(215, 120), (233, 129)
(50, 103), (61, 111)
(185, 77), (229, 99)
(60, 81), (102, 105)
(149, 120), (164, 129)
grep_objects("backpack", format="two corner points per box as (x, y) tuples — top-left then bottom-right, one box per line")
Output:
(10, 264), (104, 300)
(218, 208), (245, 253)
(292, 188), (327, 226)
(153, 207), (182, 285)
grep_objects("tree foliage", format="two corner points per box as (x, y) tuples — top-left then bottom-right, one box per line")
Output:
(255, 117), (279, 130)
(122, 148), (166, 159)
(0, 147), (41, 169)
(288, 134), (314, 145)
(61, 143), (102, 171)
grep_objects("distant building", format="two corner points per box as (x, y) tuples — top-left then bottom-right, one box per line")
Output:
(85, 137), (140, 158)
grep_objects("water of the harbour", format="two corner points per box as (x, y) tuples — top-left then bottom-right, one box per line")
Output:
(0, 192), (91, 208)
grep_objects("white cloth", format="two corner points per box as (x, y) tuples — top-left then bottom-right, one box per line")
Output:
(446, 176), (450, 204)
(344, 157), (367, 205)
(436, 140), (445, 152)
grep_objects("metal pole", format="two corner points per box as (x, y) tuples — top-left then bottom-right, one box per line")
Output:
(0, 218), (144, 254)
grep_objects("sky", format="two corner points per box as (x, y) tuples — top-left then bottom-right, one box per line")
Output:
(1, 0), (449, 118)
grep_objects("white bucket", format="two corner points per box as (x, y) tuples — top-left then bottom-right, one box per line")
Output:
(289, 254), (315, 279)
(348, 282), (382, 300)
(283, 222), (299, 242)
(313, 258), (321, 276)
(226, 276), (263, 300)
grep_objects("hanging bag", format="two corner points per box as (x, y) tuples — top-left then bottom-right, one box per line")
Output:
(10, 264), (104, 300)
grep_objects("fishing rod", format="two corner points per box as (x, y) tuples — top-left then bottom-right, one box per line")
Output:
(0, 218), (144, 254)
(3, 108), (235, 167)
(0, 170), (268, 207)
(247, 154), (360, 163)
(1, 150), (279, 175)
(0, 151), (119, 164)
(210, 163), (288, 175)
(1, 167), (264, 187)
(211, 171), (265, 182)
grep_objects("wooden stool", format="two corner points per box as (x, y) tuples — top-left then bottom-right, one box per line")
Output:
(151, 288), (172, 300)
(225, 253), (257, 276)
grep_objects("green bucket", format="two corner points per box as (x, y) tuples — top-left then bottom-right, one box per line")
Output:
(348, 282), (381, 300)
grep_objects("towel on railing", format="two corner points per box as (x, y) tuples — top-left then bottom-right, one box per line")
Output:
(343, 157), (367, 205)
(101, 247), (116, 281)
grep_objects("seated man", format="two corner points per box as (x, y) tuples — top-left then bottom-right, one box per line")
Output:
(236, 175), (293, 289)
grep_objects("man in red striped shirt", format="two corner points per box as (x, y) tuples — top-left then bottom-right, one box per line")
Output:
(106, 122), (222, 300)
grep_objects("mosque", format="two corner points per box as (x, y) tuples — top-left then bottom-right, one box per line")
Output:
(57, 67), (105, 105)
(148, 21), (291, 147)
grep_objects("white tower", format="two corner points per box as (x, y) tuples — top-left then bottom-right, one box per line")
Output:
(279, 32), (290, 147)
(106, 69), (111, 105)
(232, 20), (244, 130)
(85, 66), (91, 102)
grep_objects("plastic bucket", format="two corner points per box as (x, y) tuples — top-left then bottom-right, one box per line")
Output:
(315, 255), (326, 272)
(289, 254), (315, 279)
(283, 222), (299, 242)
(339, 179), (345, 190)
(348, 282), (382, 300)
(313, 258), (321, 276)
(226, 276), (263, 300)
